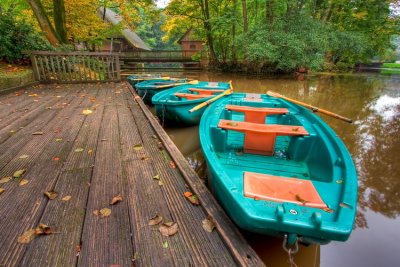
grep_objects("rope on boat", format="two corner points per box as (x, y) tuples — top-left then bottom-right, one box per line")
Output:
(283, 234), (299, 267)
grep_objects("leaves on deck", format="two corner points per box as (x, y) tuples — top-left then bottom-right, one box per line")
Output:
(162, 241), (169, 249)
(44, 191), (58, 200)
(32, 132), (44, 135)
(159, 222), (178, 237)
(28, 93), (38, 97)
(0, 188), (4, 195)
(74, 148), (84, 153)
(169, 161), (176, 169)
(148, 214), (163, 226)
(61, 195), (72, 201)
(99, 208), (111, 217)
(153, 174), (160, 180)
(13, 169), (26, 178)
(0, 176), (12, 184)
(184, 192), (200, 206)
(19, 155), (29, 159)
(82, 109), (93, 115)
(18, 224), (55, 244)
(133, 144), (143, 151)
(53, 157), (60, 161)
(55, 138), (63, 142)
(202, 217), (216, 233)
(19, 179), (29, 186)
(110, 194), (123, 205)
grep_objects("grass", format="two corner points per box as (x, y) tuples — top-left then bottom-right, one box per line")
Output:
(0, 62), (32, 78)
(382, 63), (400, 69)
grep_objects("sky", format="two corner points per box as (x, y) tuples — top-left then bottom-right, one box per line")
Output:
(156, 0), (170, 8)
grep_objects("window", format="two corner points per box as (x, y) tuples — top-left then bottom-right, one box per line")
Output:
(190, 44), (196, 50)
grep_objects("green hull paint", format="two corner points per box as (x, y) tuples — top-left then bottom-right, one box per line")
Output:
(199, 93), (357, 244)
(135, 78), (187, 104)
(152, 81), (231, 126)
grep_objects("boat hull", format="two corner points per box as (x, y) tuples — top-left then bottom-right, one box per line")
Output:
(152, 82), (231, 126)
(136, 78), (187, 104)
(199, 93), (357, 244)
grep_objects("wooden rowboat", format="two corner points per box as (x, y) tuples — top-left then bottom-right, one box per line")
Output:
(152, 81), (231, 126)
(199, 92), (357, 246)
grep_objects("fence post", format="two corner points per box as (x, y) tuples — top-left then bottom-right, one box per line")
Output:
(115, 54), (121, 81)
(30, 54), (41, 81)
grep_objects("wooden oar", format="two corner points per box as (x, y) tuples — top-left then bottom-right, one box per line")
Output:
(155, 80), (199, 89)
(189, 81), (234, 113)
(266, 91), (352, 123)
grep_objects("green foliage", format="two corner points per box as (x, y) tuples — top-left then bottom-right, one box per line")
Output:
(382, 63), (400, 68)
(0, 6), (51, 63)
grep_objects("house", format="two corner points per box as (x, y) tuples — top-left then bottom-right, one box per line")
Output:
(177, 28), (203, 57)
(96, 8), (150, 52)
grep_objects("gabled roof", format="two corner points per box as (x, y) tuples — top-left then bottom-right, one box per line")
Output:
(177, 28), (202, 44)
(97, 8), (151, 51)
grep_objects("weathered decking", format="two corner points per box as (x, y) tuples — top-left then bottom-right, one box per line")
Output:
(0, 82), (264, 266)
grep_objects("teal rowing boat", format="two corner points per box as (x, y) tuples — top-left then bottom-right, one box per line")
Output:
(199, 92), (357, 246)
(152, 81), (231, 126)
(127, 74), (161, 87)
(135, 78), (189, 104)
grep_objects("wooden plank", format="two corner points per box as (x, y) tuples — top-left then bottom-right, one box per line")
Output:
(19, 87), (107, 267)
(125, 82), (265, 267)
(0, 86), (100, 266)
(117, 87), (238, 266)
(77, 101), (133, 267)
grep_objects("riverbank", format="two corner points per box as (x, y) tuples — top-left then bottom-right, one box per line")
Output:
(0, 63), (36, 92)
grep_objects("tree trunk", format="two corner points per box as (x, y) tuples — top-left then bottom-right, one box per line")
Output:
(231, 0), (238, 62)
(266, 0), (274, 24)
(27, 0), (60, 46)
(53, 0), (68, 43)
(200, 0), (216, 63)
(242, 0), (248, 33)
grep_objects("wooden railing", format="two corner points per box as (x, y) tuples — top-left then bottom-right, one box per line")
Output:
(119, 50), (201, 62)
(28, 51), (120, 83)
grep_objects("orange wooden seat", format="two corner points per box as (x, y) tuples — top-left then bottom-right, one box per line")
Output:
(188, 88), (224, 95)
(226, 105), (289, 124)
(218, 120), (308, 155)
(174, 93), (211, 100)
(243, 172), (327, 209)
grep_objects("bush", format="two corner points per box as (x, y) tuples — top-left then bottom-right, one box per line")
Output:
(0, 7), (51, 63)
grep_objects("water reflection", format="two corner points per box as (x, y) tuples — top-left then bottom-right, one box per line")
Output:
(161, 72), (400, 267)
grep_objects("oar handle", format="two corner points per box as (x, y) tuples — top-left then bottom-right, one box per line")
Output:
(266, 91), (353, 123)
(189, 88), (233, 113)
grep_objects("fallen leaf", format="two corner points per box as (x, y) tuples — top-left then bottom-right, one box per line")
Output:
(183, 192), (200, 205)
(0, 188), (4, 195)
(148, 214), (163, 226)
(32, 132), (44, 135)
(159, 222), (178, 237)
(61, 195), (72, 201)
(19, 155), (29, 159)
(336, 180), (343, 184)
(55, 138), (63, 142)
(13, 169), (26, 178)
(162, 241), (169, 248)
(76, 245), (81, 257)
(158, 180), (164, 186)
(227, 122), (238, 126)
(53, 157), (60, 161)
(44, 191), (58, 200)
(74, 148), (84, 152)
(87, 149), (93, 154)
(82, 109), (93, 115)
(141, 156), (150, 161)
(28, 93), (38, 97)
(17, 229), (36, 244)
(0, 176), (12, 184)
(202, 217), (216, 232)
(34, 224), (53, 235)
(295, 194), (309, 205)
(169, 161), (176, 169)
(133, 144), (143, 151)
(153, 174), (160, 180)
(110, 194), (123, 205)
(100, 208), (111, 218)
(19, 179), (29, 186)
(93, 210), (99, 216)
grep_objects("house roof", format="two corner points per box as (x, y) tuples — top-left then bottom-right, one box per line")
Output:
(97, 7), (151, 51)
(177, 28), (202, 44)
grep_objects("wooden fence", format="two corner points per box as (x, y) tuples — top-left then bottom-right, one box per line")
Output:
(29, 51), (120, 83)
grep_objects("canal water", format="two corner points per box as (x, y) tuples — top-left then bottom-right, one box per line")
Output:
(154, 71), (400, 267)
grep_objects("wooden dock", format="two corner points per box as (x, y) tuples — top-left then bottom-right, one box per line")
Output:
(0, 82), (264, 266)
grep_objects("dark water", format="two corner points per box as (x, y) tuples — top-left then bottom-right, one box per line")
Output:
(160, 72), (400, 267)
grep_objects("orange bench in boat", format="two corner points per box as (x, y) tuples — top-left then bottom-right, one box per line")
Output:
(226, 105), (289, 124)
(188, 88), (224, 95)
(243, 172), (327, 209)
(174, 93), (211, 100)
(218, 120), (308, 155)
